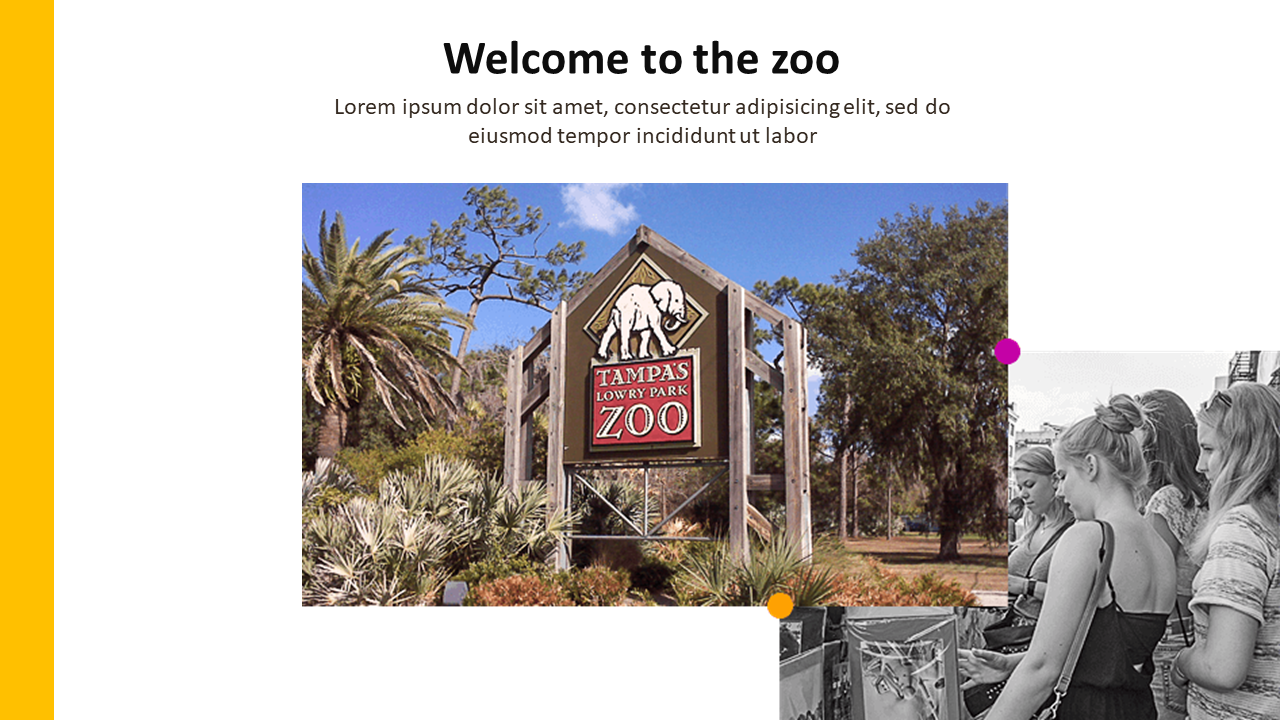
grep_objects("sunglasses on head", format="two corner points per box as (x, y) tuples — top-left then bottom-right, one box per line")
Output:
(1201, 390), (1233, 412)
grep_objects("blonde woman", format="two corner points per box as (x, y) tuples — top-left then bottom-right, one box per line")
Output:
(1171, 383), (1280, 720)
(961, 395), (1176, 720)
(1007, 446), (1076, 620)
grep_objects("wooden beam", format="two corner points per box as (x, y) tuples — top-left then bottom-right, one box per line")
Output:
(545, 301), (568, 569)
(523, 321), (551, 362)
(746, 503), (773, 542)
(640, 226), (732, 292)
(744, 352), (784, 391)
(503, 344), (525, 492)
(747, 474), (786, 492)
(521, 375), (549, 419)
(743, 290), (787, 327)
(727, 284), (750, 563)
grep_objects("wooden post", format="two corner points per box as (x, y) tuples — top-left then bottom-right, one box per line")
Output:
(783, 318), (813, 561)
(546, 302), (568, 569)
(799, 325), (812, 556)
(727, 285), (750, 563)
(503, 344), (525, 493)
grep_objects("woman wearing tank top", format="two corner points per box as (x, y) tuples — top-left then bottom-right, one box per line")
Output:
(960, 395), (1176, 720)
(1008, 446), (1075, 622)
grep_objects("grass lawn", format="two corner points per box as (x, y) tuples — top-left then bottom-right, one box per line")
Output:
(813, 532), (1009, 594)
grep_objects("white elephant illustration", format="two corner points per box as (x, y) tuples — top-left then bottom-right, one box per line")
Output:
(595, 279), (688, 361)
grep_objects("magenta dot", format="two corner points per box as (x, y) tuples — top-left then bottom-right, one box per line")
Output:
(994, 338), (1020, 364)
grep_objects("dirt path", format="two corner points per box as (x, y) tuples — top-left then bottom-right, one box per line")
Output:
(817, 534), (1009, 594)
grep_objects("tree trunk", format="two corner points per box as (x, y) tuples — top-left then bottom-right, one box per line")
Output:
(851, 455), (859, 538)
(449, 301), (482, 398)
(838, 448), (848, 542)
(936, 456), (963, 560)
(886, 482), (893, 540)
(316, 402), (348, 470)
(938, 525), (962, 560)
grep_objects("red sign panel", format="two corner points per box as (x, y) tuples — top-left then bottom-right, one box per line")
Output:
(591, 353), (699, 449)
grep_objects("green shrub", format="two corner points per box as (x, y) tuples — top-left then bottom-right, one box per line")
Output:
(455, 555), (545, 589)
(302, 469), (362, 524)
(630, 556), (678, 594)
(337, 426), (506, 492)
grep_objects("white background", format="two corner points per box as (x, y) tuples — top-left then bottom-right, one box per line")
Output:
(55, 2), (1278, 718)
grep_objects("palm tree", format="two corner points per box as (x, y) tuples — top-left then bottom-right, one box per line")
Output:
(303, 212), (466, 468)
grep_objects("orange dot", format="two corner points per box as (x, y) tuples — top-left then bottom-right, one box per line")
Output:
(767, 592), (794, 619)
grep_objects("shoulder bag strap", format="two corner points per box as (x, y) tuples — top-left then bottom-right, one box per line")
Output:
(1026, 520), (1073, 575)
(1037, 519), (1114, 720)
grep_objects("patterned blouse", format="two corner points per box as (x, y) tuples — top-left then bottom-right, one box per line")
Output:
(1187, 505), (1280, 720)
(1146, 484), (1207, 597)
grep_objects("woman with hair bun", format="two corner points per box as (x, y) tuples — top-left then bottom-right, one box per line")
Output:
(960, 394), (1176, 720)
(1134, 389), (1209, 720)
(1171, 382), (1280, 720)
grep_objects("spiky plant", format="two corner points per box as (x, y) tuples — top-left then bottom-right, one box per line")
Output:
(673, 542), (739, 606)
(302, 466), (359, 507)
(302, 493), (450, 606)
(570, 474), (658, 536)
(302, 456), (571, 605)
(449, 466), (572, 568)
(673, 536), (833, 607)
(734, 536), (808, 605)
(303, 211), (467, 468)
(785, 564), (839, 608)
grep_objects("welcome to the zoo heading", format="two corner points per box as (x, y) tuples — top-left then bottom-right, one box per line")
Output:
(444, 41), (839, 75)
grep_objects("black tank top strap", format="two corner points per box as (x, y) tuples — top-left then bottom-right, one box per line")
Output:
(1105, 575), (1124, 613)
(1094, 520), (1124, 613)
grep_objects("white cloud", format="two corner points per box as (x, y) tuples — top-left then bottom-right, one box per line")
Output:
(560, 183), (639, 235)
(806, 360), (823, 381)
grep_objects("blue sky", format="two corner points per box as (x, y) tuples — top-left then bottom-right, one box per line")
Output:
(302, 183), (1008, 357)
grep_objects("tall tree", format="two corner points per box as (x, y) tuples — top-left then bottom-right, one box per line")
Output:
(761, 201), (1008, 559)
(407, 186), (590, 397)
(302, 212), (466, 467)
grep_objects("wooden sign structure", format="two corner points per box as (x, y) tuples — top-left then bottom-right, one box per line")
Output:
(503, 226), (811, 568)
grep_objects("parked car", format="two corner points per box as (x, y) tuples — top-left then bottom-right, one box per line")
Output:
(900, 515), (939, 533)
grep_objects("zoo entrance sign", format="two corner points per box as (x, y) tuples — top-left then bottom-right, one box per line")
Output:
(504, 225), (812, 565)
(585, 258), (706, 451)
(568, 248), (720, 462)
